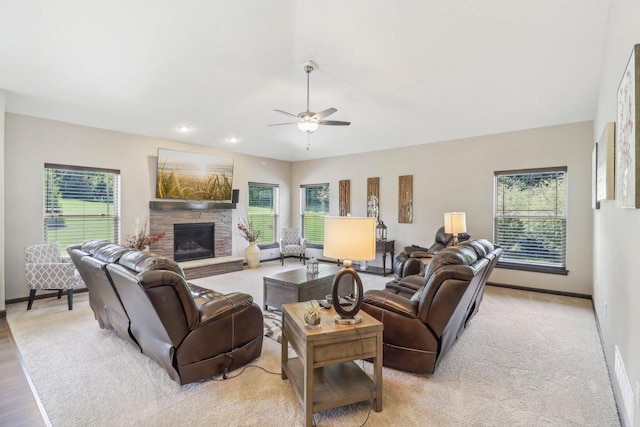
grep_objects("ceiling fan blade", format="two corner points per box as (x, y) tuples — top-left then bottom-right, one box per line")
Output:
(318, 120), (351, 126)
(267, 122), (298, 126)
(274, 109), (299, 118)
(313, 108), (337, 119)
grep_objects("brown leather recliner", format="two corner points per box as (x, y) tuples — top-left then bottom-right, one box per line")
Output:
(68, 241), (139, 348)
(362, 239), (502, 374)
(69, 241), (263, 385)
(392, 226), (471, 279)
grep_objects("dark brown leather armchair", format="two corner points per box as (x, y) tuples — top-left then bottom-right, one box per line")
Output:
(392, 226), (471, 279)
(69, 241), (263, 385)
(362, 239), (502, 374)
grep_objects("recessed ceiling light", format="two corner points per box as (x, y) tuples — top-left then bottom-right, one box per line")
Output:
(226, 136), (239, 143)
(177, 125), (192, 133)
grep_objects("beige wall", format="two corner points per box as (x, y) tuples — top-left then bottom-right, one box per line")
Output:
(593, 0), (640, 425)
(292, 121), (594, 295)
(4, 113), (291, 301)
(0, 92), (5, 312)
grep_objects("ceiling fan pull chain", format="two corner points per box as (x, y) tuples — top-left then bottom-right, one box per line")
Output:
(307, 132), (311, 150)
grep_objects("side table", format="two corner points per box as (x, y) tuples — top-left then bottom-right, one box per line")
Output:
(340, 239), (395, 276)
(281, 302), (383, 426)
(376, 239), (395, 275)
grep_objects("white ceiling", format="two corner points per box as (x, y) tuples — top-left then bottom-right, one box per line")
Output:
(0, 1), (610, 162)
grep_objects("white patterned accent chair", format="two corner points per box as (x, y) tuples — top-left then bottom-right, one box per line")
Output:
(25, 242), (84, 310)
(279, 228), (307, 266)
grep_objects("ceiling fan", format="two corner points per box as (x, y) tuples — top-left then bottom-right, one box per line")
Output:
(269, 61), (350, 148)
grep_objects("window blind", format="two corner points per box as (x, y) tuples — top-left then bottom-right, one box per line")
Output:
(300, 184), (329, 244)
(248, 182), (279, 244)
(494, 168), (567, 273)
(44, 164), (121, 251)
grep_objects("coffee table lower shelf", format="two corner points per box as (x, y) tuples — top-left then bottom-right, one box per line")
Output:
(283, 357), (375, 413)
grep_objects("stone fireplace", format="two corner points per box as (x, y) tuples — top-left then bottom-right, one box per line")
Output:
(148, 201), (234, 261)
(173, 222), (215, 262)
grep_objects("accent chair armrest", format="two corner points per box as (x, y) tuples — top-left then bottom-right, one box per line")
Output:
(363, 290), (418, 318)
(299, 237), (307, 249)
(26, 262), (76, 275)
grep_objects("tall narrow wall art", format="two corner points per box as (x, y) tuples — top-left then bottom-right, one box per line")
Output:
(616, 44), (640, 208)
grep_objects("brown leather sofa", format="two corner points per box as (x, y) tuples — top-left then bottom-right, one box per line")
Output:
(68, 241), (263, 384)
(362, 239), (502, 374)
(392, 226), (471, 279)
(68, 240), (138, 347)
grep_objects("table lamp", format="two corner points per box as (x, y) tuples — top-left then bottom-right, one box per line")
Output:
(323, 216), (376, 324)
(444, 212), (467, 245)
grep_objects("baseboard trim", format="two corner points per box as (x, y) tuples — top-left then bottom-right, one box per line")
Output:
(593, 310), (626, 426)
(5, 288), (89, 306)
(486, 281), (592, 300)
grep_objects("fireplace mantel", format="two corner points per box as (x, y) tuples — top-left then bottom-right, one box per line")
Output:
(149, 200), (236, 211)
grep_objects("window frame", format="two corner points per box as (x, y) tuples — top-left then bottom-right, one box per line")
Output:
(247, 182), (279, 248)
(300, 183), (330, 248)
(493, 166), (569, 275)
(44, 163), (121, 251)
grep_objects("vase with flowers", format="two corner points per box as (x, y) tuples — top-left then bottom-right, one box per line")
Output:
(237, 217), (261, 268)
(125, 218), (166, 251)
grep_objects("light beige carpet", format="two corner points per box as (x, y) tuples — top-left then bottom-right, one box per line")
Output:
(7, 260), (620, 426)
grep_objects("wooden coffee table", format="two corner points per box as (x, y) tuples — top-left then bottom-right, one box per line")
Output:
(263, 264), (352, 310)
(281, 302), (383, 426)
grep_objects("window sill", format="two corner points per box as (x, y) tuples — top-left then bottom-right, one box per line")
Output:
(306, 243), (324, 250)
(496, 261), (568, 276)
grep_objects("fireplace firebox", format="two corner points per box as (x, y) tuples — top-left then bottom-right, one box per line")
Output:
(174, 223), (215, 262)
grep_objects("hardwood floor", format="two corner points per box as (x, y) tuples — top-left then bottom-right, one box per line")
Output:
(0, 317), (49, 426)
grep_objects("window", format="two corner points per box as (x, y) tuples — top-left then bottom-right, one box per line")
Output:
(44, 164), (121, 251)
(248, 182), (279, 245)
(494, 167), (567, 274)
(300, 183), (329, 245)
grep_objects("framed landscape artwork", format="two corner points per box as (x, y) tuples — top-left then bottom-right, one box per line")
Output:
(156, 148), (234, 201)
(597, 122), (615, 202)
(616, 44), (640, 208)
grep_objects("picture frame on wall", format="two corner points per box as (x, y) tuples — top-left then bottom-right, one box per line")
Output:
(367, 177), (380, 219)
(596, 122), (615, 202)
(398, 175), (413, 222)
(339, 179), (350, 216)
(615, 44), (640, 208)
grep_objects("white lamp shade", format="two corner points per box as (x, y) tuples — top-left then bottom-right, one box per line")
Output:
(323, 216), (376, 261)
(444, 212), (467, 234)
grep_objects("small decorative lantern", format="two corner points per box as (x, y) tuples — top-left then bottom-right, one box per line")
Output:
(376, 220), (387, 241)
(307, 256), (319, 275)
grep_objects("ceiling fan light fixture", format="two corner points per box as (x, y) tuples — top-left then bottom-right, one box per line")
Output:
(297, 121), (319, 132)
(269, 60), (350, 145)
